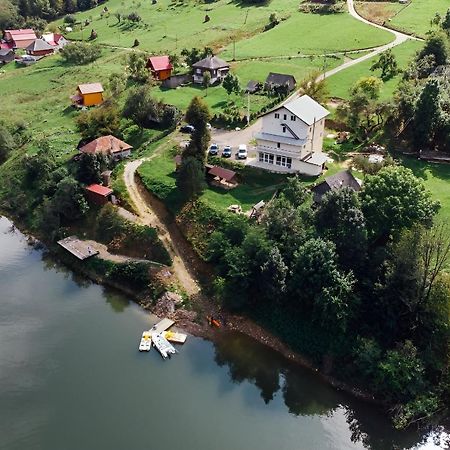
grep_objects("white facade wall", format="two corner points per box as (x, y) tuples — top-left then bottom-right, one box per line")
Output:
(255, 108), (326, 175)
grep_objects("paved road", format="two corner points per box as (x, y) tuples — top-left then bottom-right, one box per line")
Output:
(211, 0), (420, 147)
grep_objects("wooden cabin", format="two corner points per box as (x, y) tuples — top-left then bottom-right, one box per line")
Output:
(72, 83), (104, 107)
(147, 55), (173, 81)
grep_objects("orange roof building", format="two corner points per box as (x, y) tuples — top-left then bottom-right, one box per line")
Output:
(79, 135), (133, 159)
(72, 83), (104, 107)
(85, 184), (113, 205)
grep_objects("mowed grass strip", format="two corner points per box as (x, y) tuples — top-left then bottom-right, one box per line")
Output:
(220, 9), (394, 60)
(326, 40), (422, 100)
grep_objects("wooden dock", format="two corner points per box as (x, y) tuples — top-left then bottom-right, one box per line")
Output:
(57, 236), (99, 260)
(150, 318), (175, 334)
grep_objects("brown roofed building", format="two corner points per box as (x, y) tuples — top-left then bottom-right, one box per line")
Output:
(72, 83), (104, 107)
(3, 29), (37, 49)
(207, 165), (238, 189)
(79, 135), (133, 159)
(85, 184), (113, 205)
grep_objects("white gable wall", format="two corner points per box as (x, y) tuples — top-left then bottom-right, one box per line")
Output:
(261, 107), (309, 139)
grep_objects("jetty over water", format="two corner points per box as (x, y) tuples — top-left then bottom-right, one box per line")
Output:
(57, 236), (99, 260)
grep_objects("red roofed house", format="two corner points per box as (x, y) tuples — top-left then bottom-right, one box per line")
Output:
(3, 29), (37, 49)
(79, 135), (133, 160)
(71, 83), (104, 107)
(85, 184), (113, 206)
(147, 55), (173, 81)
(207, 165), (238, 189)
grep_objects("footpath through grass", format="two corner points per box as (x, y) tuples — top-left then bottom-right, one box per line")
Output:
(327, 40), (422, 100)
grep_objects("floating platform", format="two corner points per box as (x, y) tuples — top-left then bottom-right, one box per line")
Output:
(163, 330), (187, 344)
(152, 333), (177, 359)
(57, 236), (99, 260)
(138, 331), (152, 352)
(150, 318), (175, 335)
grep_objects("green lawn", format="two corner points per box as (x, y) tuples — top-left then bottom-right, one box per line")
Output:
(389, 0), (449, 37)
(326, 40), (423, 100)
(399, 157), (450, 223)
(220, 9), (394, 60)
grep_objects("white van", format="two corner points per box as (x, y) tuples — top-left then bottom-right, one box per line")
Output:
(237, 144), (248, 159)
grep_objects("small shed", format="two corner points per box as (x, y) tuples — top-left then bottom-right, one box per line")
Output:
(0, 49), (14, 64)
(26, 39), (54, 56)
(85, 184), (113, 205)
(147, 55), (173, 80)
(72, 83), (104, 107)
(207, 165), (238, 189)
(264, 72), (296, 93)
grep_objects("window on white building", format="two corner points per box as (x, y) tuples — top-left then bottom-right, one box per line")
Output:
(282, 126), (286, 133)
(259, 152), (275, 164)
(277, 143), (280, 148)
(283, 114), (287, 120)
(275, 113), (279, 118)
(275, 155), (292, 168)
(291, 115), (296, 121)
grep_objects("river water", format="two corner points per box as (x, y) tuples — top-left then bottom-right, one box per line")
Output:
(0, 216), (448, 450)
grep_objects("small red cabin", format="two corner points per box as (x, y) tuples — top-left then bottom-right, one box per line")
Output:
(85, 184), (113, 206)
(147, 55), (173, 81)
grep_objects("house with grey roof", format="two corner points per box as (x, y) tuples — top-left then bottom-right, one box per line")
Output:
(264, 72), (296, 93)
(311, 170), (362, 202)
(253, 95), (330, 176)
(192, 55), (229, 84)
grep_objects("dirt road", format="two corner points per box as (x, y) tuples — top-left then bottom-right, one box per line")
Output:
(123, 147), (200, 296)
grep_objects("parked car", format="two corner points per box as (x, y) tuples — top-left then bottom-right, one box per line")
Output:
(237, 144), (247, 159)
(209, 144), (219, 156)
(222, 146), (232, 158)
(180, 124), (194, 133)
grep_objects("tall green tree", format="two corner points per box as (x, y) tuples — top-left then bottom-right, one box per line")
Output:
(176, 156), (206, 201)
(417, 32), (448, 66)
(315, 187), (367, 273)
(370, 49), (399, 81)
(298, 71), (329, 104)
(360, 166), (440, 241)
(127, 51), (148, 83)
(76, 104), (121, 140)
(183, 96), (211, 164)
(413, 79), (441, 150)
(222, 72), (241, 96)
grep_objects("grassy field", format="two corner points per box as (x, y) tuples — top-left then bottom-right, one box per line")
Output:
(220, 9), (394, 60)
(389, 0), (449, 37)
(0, 49), (128, 155)
(326, 40), (422, 100)
(58, 0), (299, 52)
(399, 157), (450, 223)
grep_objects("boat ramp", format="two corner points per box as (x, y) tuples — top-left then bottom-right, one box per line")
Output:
(138, 318), (187, 359)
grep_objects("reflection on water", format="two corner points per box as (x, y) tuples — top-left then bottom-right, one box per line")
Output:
(213, 332), (449, 450)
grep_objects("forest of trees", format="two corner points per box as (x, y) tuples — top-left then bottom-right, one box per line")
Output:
(0, 0), (107, 32)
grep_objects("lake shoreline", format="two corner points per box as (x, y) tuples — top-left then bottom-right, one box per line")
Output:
(1, 213), (385, 410)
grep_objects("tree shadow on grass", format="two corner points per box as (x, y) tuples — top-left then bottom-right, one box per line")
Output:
(400, 155), (450, 183)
